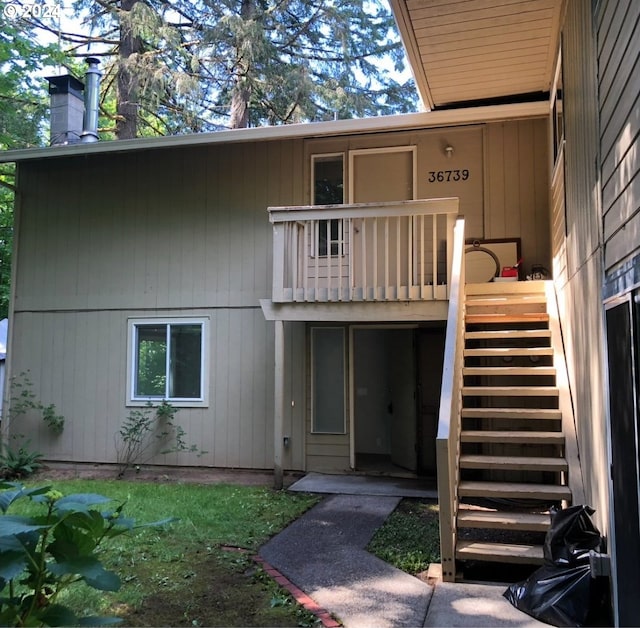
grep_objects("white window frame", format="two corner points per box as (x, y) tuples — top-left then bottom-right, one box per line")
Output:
(127, 317), (209, 407)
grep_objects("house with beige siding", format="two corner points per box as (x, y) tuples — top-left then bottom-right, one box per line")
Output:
(1, 0), (638, 623)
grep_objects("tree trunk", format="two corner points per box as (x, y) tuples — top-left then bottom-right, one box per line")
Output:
(116, 0), (142, 139)
(229, 0), (255, 129)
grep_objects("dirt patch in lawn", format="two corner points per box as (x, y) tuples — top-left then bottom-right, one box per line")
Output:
(34, 461), (302, 487)
(30, 463), (315, 627)
(121, 553), (305, 628)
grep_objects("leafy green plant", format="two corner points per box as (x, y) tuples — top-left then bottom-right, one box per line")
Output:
(40, 406), (65, 436)
(115, 402), (205, 478)
(0, 444), (43, 480)
(0, 482), (174, 627)
(8, 371), (65, 435)
(2, 479), (318, 625)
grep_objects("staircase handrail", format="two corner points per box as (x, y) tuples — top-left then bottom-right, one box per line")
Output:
(436, 216), (466, 582)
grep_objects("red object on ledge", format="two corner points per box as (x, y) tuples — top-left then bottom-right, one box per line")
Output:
(501, 258), (523, 278)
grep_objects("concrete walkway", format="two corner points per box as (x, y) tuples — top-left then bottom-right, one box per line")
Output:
(260, 494), (431, 627)
(259, 477), (547, 627)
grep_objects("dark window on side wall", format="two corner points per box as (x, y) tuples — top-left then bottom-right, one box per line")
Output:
(313, 155), (344, 256)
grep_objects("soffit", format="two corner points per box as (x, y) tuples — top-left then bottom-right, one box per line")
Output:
(391, 0), (564, 110)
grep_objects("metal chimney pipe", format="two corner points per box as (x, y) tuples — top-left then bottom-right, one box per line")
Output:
(81, 57), (102, 143)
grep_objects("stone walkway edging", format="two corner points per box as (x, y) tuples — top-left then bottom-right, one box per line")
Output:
(253, 555), (341, 628)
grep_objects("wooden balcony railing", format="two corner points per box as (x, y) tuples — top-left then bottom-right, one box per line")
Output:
(268, 198), (459, 303)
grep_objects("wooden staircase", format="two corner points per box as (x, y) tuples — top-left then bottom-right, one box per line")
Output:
(454, 281), (572, 571)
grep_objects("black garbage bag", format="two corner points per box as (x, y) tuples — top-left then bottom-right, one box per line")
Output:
(544, 505), (603, 567)
(503, 505), (605, 627)
(503, 563), (592, 627)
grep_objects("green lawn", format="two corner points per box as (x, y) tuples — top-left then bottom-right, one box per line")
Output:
(9, 478), (319, 627)
(3, 477), (440, 626)
(367, 499), (440, 575)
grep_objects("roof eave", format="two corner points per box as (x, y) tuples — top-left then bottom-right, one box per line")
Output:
(0, 101), (549, 164)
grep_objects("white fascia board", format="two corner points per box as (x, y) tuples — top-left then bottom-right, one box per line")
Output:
(0, 101), (548, 164)
(388, 0), (433, 111)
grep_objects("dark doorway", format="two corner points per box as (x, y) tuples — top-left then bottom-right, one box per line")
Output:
(605, 294), (640, 626)
(416, 327), (446, 476)
(352, 325), (445, 477)
(353, 327), (416, 475)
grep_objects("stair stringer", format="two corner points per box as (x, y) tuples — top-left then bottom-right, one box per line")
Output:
(452, 281), (573, 574)
(544, 280), (586, 506)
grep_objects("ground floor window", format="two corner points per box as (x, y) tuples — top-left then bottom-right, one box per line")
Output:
(311, 327), (346, 433)
(128, 318), (208, 406)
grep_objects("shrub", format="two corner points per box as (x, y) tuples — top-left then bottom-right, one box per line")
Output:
(0, 482), (174, 627)
(115, 402), (205, 478)
(8, 371), (65, 435)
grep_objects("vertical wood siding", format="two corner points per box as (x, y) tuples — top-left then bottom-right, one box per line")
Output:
(306, 120), (550, 272)
(551, 149), (567, 281)
(12, 139), (306, 469)
(12, 120), (549, 472)
(563, 0), (601, 273)
(484, 118), (550, 272)
(553, 0), (610, 534)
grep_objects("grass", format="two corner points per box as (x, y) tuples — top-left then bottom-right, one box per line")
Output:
(10, 478), (320, 626)
(367, 499), (440, 575)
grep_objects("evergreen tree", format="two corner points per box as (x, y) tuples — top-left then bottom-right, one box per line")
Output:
(20, 0), (417, 138)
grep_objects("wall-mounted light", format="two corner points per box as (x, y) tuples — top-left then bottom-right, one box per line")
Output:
(283, 435), (290, 447)
(445, 145), (454, 159)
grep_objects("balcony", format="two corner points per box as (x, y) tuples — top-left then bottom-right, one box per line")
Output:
(269, 198), (460, 304)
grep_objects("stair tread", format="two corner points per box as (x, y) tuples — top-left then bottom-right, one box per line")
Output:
(463, 366), (557, 376)
(461, 430), (565, 444)
(457, 510), (550, 530)
(466, 313), (550, 324)
(461, 408), (562, 420)
(460, 454), (568, 471)
(466, 295), (547, 306)
(465, 329), (552, 340)
(459, 480), (571, 499)
(464, 347), (553, 357)
(456, 540), (545, 564)
(465, 281), (547, 296)
(462, 385), (559, 396)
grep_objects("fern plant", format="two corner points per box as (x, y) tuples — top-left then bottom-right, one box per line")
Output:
(0, 444), (43, 480)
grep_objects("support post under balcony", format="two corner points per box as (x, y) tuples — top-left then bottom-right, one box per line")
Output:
(274, 320), (284, 490)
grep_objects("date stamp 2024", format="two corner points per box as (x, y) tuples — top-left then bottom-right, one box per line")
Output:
(3, 2), (62, 20)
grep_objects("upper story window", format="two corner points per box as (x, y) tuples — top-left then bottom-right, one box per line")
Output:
(311, 154), (344, 256)
(128, 318), (208, 407)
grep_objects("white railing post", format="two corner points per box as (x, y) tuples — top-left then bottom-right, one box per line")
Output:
(446, 212), (457, 299)
(272, 224), (286, 302)
(436, 216), (465, 582)
(432, 214), (438, 298)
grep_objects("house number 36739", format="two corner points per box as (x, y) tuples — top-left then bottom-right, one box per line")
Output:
(428, 169), (470, 182)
